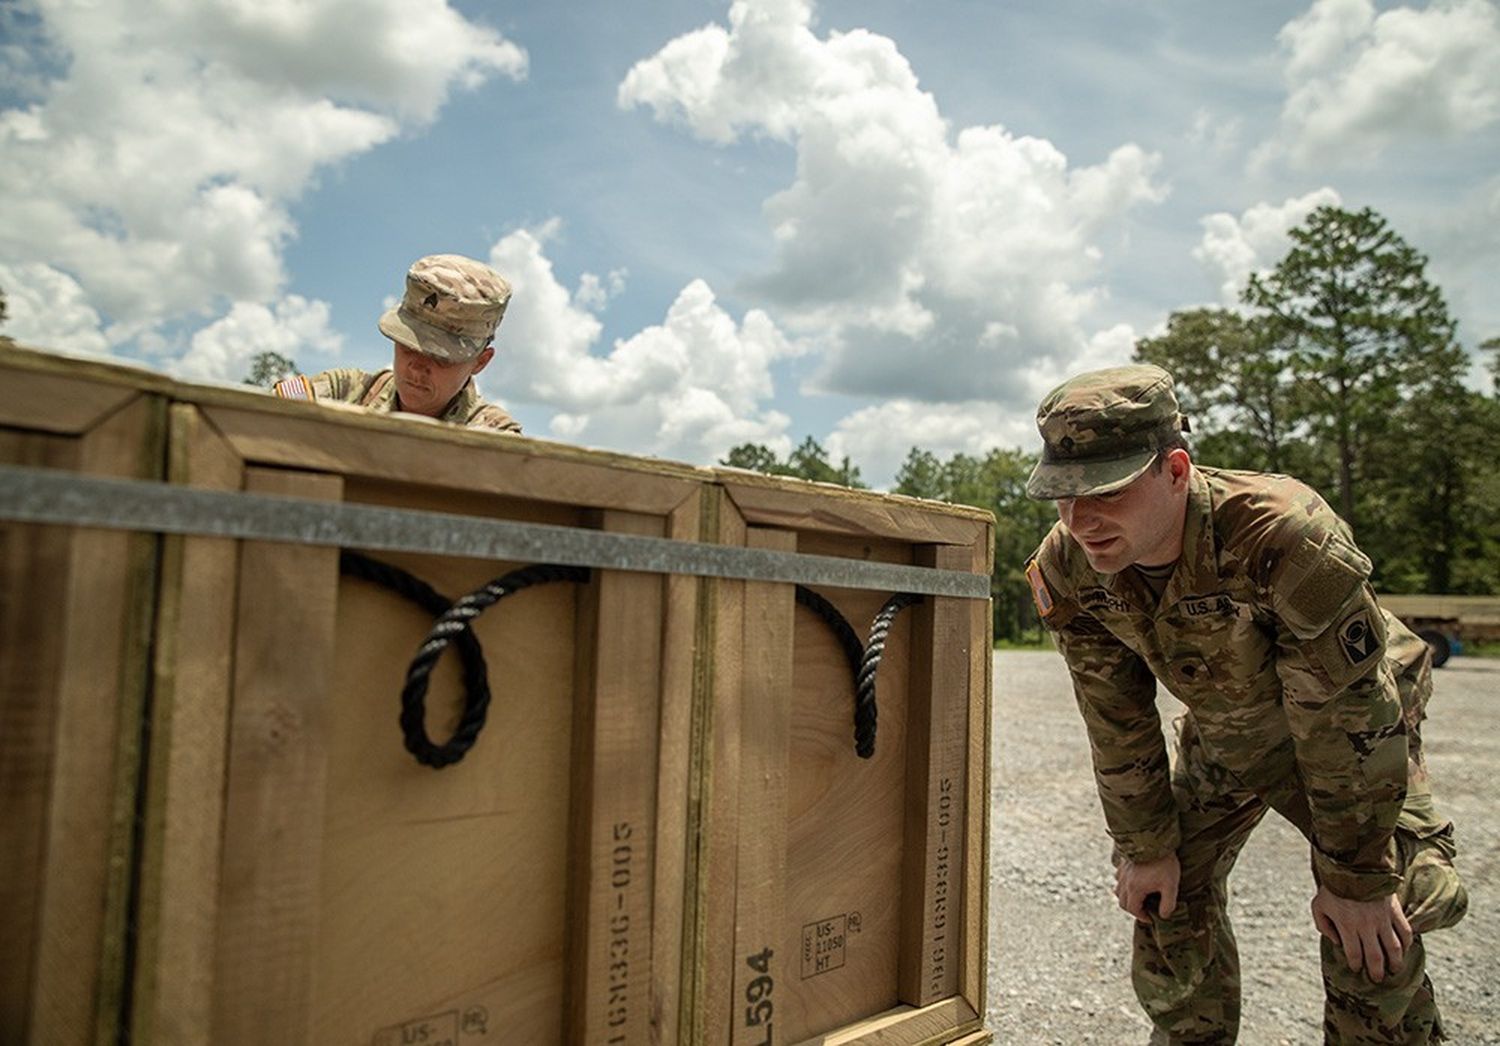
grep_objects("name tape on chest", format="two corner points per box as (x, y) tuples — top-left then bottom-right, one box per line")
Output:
(1180, 593), (1238, 618)
(1079, 587), (1131, 615)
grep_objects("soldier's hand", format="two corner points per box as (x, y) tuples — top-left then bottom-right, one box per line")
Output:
(1115, 853), (1180, 924)
(1310, 886), (1413, 983)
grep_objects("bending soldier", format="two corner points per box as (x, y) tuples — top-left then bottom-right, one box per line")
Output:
(1024, 364), (1467, 1044)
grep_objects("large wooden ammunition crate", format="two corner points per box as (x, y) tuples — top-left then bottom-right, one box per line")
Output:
(692, 472), (993, 1044)
(132, 382), (708, 1044)
(0, 343), (993, 1045)
(0, 352), (169, 1044)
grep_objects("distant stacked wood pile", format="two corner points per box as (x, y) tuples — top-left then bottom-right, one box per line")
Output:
(1379, 594), (1500, 667)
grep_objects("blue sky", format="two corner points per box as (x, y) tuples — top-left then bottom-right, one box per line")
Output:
(2, 0), (1497, 486)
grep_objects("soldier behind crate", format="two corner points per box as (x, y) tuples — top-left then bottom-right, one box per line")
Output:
(274, 253), (522, 433)
(1023, 364), (1467, 1044)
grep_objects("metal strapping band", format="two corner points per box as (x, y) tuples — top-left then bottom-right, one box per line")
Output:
(0, 465), (990, 599)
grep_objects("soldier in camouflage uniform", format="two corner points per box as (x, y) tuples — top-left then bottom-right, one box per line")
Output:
(1023, 364), (1467, 1044)
(274, 254), (522, 433)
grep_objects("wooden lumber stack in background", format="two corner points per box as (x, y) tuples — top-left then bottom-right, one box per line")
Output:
(0, 342), (993, 1045)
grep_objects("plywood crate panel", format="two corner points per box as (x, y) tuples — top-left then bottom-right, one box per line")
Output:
(0, 345), (171, 1044)
(109, 375), (710, 1045)
(694, 473), (993, 1046)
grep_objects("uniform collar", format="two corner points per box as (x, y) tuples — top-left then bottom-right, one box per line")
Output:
(437, 379), (482, 424)
(1157, 467), (1218, 609)
(1100, 467), (1218, 612)
(385, 371), (480, 423)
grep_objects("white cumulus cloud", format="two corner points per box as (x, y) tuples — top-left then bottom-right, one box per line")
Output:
(0, 0), (525, 357)
(174, 295), (344, 383)
(619, 0), (1166, 409)
(0, 261), (110, 355)
(826, 400), (1035, 492)
(1194, 187), (1344, 304)
(826, 323), (1141, 488)
(483, 222), (800, 464)
(1270, 0), (1500, 166)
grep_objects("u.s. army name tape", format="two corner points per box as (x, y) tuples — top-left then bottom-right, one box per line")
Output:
(0, 465), (990, 599)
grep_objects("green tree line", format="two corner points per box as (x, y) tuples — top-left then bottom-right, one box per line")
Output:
(723, 206), (1500, 642)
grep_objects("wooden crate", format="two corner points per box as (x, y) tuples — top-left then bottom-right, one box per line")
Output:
(0, 343), (996, 1046)
(692, 471), (993, 1045)
(89, 367), (710, 1044)
(0, 345), (170, 1043)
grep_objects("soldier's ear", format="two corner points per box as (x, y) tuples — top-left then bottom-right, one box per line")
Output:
(1166, 448), (1191, 486)
(470, 345), (496, 375)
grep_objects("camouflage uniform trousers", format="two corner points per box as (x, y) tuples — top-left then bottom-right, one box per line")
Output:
(1134, 714), (1467, 1045)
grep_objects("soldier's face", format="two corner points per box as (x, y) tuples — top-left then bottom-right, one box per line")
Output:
(1056, 452), (1191, 573)
(391, 342), (494, 418)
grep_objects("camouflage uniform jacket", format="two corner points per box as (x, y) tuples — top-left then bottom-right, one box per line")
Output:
(1029, 466), (1424, 901)
(275, 368), (522, 433)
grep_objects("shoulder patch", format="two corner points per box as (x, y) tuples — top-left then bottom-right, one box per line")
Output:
(1337, 608), (1380, 665)
(1026, 559), (1055, 618)
(272, 375), (314, 400)
(1271, 532), (1372, 639)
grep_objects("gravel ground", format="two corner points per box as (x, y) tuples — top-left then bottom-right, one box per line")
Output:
(985, 650), (1499, 1044)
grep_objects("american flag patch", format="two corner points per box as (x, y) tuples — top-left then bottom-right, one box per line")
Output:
(272, 375), (314, 401)
(1025, 559), (1055, 617)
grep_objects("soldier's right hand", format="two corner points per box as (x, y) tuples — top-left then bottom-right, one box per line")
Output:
(1115, 853), (1180, 924)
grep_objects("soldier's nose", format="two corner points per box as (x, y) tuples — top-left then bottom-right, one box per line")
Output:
(1061, 498), (1090, 525)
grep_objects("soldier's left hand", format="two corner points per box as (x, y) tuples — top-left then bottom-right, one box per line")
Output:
(1310, 886), (1413, 983)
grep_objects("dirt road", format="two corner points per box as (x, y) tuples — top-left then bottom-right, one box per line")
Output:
(985, 651), (1499, 1044)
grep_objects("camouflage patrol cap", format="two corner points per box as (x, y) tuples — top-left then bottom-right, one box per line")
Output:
(1025, 364), (1190, 500)
(377, 254), (511, 363)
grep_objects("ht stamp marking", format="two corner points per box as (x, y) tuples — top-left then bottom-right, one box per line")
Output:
(373, 1007), (487, 1046)
(800, 915), (848, 978)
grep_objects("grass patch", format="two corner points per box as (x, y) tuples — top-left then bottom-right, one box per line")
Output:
(1458, 640), (1500, 659)
(995, 635), (1053, 651)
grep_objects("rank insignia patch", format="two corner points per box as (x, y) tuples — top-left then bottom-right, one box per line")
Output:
(1338, 609), (1379, 664)
(1025, 559), (1054, 617)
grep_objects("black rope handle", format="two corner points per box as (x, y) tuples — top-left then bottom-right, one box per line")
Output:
(340, 550), (588, 769)
(795, 584), (865, 682)
(794, 585), (924, 759)
(341, 551), (494, 768)
(346, 551), (913, 765)
(855, 593), (923, 758)
(399, 563), (589, 767)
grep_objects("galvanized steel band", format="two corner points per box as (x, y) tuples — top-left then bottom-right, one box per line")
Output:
(0, 465), (990, 599)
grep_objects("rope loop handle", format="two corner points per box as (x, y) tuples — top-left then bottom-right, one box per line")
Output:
(795, 584), (865, 680)
(341, 551), (493, 769)
(855, 593), (923, 758)
(398, 563), (589, 768)
(350, 554), (914, 766)
(795, 584), (924, 760)
(340, 550), (587, 769)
